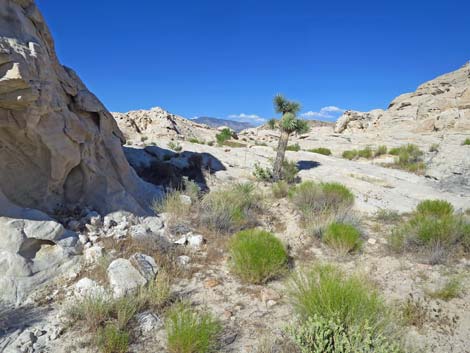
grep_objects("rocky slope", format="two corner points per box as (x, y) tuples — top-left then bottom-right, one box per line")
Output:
(0, 0), (159, 304)
(335, 62), (470, 134)
(113, 107), (219, 143)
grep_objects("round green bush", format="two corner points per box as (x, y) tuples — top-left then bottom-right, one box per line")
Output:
(320, 182), (355, 209)
(415, 200), (454, 218)
(229, 229), (288, 284)
(323, 223), (362, 254)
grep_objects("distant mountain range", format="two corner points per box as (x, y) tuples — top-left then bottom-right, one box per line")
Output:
(191, 116), (257, 132)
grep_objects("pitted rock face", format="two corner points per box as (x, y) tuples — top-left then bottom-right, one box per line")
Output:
(0, 0), (159, 215)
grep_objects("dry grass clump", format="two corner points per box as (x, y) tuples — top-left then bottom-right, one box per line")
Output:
(388, 199), (470, 264)
(323, 222), (362, 255)
(165, 302), (221, 353)
(286, 143), (301, 152)
(290, 181), (354, 236)
(374, 208), (401, 224)
(426, 276), (464, 301)
(272, 180), (290, 198)
(228, 229), (288, 284)
(342, 145), (386, 160)
(199, 183), (263, 234)
(286, 264), (403, 352)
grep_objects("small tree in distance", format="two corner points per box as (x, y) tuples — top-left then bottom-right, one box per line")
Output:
(272, 94), (309, 181)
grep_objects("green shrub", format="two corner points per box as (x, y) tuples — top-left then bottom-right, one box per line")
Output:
(207, 141), (214, 146)
(166, 303), (221, 353)
(287, 264), (387, 330)
(290, 181), (354, 236)
(323, 223), (362, 255)
(229, 229), (288, 284)
(152, 190), (192, 225)
(216, 128), (233, 145)
(287, 315), (403, 353)
(199, 183), (262, 233)
(357, 146), (373, 159)
(388, 144), (425, 174)
(342, 149), (358, 160)
(286, 143), (301, 152)
(97, 324), (129, 353)
(462, 138), (470, 146)
(253, 163), (273, 182)
(375, 145), (388, 157)
(272, 180), (289, 198)
(168, 141), (183, 152)
(282, 159), (299, 184)
(138, 271), (172, 311)
(389, 199), (470, 263)
(429, 143), (439, 152)
(308, 147), (332, 156)
(416, 199), (454, 218)
(188, 137), (205, 144)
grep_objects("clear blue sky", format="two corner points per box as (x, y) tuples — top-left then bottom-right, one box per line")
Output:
(37, 0), (469, 123)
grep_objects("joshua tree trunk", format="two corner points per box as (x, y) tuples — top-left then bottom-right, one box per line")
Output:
(273, 130), (290, 181)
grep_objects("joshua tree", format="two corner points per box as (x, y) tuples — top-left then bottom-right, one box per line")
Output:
(272, 94), (309, 181)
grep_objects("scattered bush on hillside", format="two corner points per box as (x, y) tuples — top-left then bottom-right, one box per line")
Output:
(388, 199), (470, 264)
(199, 183), (263, 233)
(429, 143), (439, 152)
(165, 303), (221, 353)
(308, 147), (332, 156)
(388, 144), (425, 174)
(272, 180), (290, 198)
(290, 181), (354, 236)
(286, 264), (403, 353)
(342, 149), (358, 160)
(286, 143), (301, 152)
(168, 141), (183, 152)
(229, 229), (288, 284)
(462, 138), (470, 146)
(323, 222), (362, 255)
(253, 159), (299, 184)
(216, 128), (233, 145)
(188, 137), (205, 144)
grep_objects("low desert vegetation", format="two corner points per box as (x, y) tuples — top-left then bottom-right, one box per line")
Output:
(286, 264), (403, 352)
(426, 276), (464, 301)
(342, 145), (384, 160)
(253, 159), (299, 184)
(271, 94), (309, 181)
(388, 199), (470, 264)
(388, 144), (425, 174)
(188, 137), (205, 144)
(271, 180), (290, 198)
(97, 324), (129, 353)
(229, 229), (288, 284)
(167, 141), (183, 152)
(286, 143), (301, 152)
(68, 272), (171, 351)
(199, 182), (263, 233)
(323, 222), (362, 255)
(307, 147), (332, 155)
(462, 138), (470, 146)
(374, 208), (402, 224)
(429, 143), (439, 152)
(290, 181), (354, 236)
(216, 128), (235, 146)
(165, 302), (221, 353)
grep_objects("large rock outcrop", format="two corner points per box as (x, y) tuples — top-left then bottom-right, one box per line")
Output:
(335, 62), (470, 134)
(0, 0), (159, 216)
(113, 107), (218, 144)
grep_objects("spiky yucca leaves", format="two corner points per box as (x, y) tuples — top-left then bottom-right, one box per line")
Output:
(272, 95), (309, 181)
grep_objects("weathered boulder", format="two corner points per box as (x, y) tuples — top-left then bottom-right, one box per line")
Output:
(107, 258), (147, 298)
(0, 0), (160, 215)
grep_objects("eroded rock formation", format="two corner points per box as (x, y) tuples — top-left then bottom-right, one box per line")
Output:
(0, 0), (159, 216)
